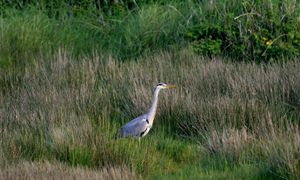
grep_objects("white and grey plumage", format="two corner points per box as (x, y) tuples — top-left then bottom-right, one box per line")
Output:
(116, 82), (176, 139)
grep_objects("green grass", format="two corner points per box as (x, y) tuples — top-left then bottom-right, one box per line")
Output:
(0, 2), (190, 66)
(0, 1), (300, 179)
(1, 0), (299, 66)
(1, 51), (299, 179)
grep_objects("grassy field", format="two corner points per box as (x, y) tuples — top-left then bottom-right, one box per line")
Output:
(1, 51), (299, 179)
(0, 0), (300, 179)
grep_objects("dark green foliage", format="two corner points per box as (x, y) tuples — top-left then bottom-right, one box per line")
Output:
(0, 0), (138, 17)
(1, 0), (300, 64)
(186, 25), (224, 56)
(186, 0), (300, 62)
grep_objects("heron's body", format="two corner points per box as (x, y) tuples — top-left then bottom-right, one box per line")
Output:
(116, 83), (175, 139)
(118, 114), (150, 138)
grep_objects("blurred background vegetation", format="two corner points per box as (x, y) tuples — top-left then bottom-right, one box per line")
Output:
(0, 0), (299, 179)
(1, 0), (300, 69)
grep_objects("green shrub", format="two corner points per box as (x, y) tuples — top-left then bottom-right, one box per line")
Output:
(186, 0), (300, 62)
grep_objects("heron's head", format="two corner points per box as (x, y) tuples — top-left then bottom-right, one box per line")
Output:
(156, 82), (176, 89)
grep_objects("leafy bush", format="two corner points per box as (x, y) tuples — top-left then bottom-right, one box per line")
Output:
(186, 0), (300, 62)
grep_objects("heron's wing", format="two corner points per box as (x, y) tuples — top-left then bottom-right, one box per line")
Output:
(122, 114), (147, 127)
(119, 114), (149, 138)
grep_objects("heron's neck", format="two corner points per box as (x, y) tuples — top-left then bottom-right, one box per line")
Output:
(147, 88), (161, 126)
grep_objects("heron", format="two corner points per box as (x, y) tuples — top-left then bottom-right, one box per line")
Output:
(116, 82), (176, 139)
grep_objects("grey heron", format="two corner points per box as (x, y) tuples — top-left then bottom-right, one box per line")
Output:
(116, 82), (176, 139)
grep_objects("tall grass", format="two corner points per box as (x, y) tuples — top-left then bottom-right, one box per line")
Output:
(0, 2), (191, 68)
(1, 0), (299, 65)
(0, 0), (300, 179)
(1, 51), (299, 179)
(0, 161), (139, 180)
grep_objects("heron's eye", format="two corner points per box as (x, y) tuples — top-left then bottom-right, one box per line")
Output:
(157, 82), (167, 87)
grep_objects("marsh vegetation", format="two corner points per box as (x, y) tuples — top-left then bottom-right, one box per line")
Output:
(0, 0), (299, 179)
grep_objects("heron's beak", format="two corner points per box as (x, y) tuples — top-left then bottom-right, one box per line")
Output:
(166, 84), (176, 88)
